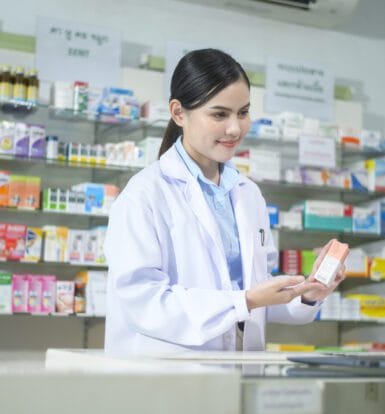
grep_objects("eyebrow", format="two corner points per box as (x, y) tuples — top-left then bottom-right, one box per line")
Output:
(209, 103), (250, 111)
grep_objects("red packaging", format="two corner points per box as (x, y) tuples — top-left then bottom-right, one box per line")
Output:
(281, 250), (302, 275)
(5, 223), (26, 260)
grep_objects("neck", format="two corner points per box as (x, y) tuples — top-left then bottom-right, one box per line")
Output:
(182, 139), (220, 185)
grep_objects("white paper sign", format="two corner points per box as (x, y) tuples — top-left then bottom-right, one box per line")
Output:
(299, 135), (336, 168)
(266, 57), (334, 121)
(35, 17), (120, 87)
(255, 382), (322, 414)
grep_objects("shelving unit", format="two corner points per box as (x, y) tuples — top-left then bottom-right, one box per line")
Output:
(1, 75), (385, 351)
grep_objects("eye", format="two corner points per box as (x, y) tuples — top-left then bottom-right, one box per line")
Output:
(239, 110), (249, 118)
(212, 112), (227, 119)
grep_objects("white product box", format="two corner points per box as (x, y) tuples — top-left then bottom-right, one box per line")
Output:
(68, 229), (86, 264)
(279, 211), (303, 230)
(248, 149), (281, 182)
(139, 137), (162, 165)
(53, 81), (74, 110)
(43, 226), (69, 262)
(56, 281), (74, 314)
(0, 272), (12, 314)
(345, 249), (368, 277)
(141, 101), (170, 124)
(353, 203), (381, 234)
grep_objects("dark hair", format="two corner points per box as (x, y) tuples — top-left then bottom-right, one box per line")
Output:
(158, 48), (250, 158)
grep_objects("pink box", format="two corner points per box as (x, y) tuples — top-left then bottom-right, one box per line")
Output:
(12, 274), (28, 313)
(27, 275), (42, 313)
(41, 275), (56, 314)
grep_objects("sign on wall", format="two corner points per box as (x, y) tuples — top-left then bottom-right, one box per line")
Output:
(265, 57), (334, 121)
(35, 17), (121, 87)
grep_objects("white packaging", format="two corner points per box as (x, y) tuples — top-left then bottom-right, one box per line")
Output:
(0, 121), (15, 155)
(314, 255), (341, 287)
(0, 272), (12, 314)
(304, 200), (345, 217)
(89, 271), (107, 316)
(56, 281), (74, 314)
(141, 101), (170, 124)
(345, 248), (368, 277)
(53, 81), (74, 110)
(279, 211), (303, 230)
(139, 137), (162, 165)
(68, 229), (85, 264)
(249, 149), (281, 182)
(352, 203), (381, 234)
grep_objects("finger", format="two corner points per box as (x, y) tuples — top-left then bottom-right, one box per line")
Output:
(291, 281), (327, 298)
(275, 275), (305, 290)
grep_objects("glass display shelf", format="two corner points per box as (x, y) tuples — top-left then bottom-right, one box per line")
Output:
(0, 153), (143, 173)
(315, 318), (385, 324)
(0, 260), (107, 270)
(244, 135), (385, 158)
(0, 99), (38, 114)
(2, 152), (384, 201)
(0, 206), (109, 220)
(0, 312), (105, 319)
(254, 179), (385, 201)
(277, 228), (384, 242)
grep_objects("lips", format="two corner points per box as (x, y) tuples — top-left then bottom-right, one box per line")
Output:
(217, 140), (238, 148)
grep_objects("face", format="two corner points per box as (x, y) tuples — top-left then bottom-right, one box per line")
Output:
(171, 79), (250, 172)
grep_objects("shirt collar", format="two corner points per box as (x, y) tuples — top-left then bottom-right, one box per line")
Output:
(174, 136), (239, 192)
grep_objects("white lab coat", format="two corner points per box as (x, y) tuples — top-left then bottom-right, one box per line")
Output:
(104, 145), (321, 356)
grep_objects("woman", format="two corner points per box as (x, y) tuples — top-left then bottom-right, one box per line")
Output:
(104, 48), (346, 356)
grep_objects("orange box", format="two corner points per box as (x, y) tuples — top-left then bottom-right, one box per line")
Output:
(8, 175), (26, 208)
(0, 170), (10, 207)
(0, 222), (6, 260)
(20, 176), (41, 209)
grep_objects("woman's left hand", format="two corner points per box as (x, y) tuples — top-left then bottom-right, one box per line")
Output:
(301, 239), (348, 304)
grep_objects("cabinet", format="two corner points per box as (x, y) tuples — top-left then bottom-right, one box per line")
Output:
(0, 103), (146, 349)
(1, 86), (384, 351)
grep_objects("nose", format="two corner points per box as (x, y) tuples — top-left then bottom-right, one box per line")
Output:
(225, 116), (241, 137)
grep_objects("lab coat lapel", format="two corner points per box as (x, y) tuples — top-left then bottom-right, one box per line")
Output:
(184, 180), (231, 289)
(232, 180), (255, 290)
(160, 146), (230, 289)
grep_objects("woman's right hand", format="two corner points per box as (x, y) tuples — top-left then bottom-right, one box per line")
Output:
(245, 275), (324, 311)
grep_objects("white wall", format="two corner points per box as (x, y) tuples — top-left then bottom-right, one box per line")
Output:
(0, 0), (384, 132)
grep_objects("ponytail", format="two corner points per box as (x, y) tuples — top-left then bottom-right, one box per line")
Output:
(158, 118), (182, 158)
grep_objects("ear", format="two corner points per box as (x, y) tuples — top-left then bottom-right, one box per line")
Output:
(169, 99), (185, 127)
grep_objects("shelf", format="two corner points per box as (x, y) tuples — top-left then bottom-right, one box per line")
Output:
(277, 228), (384, 241)
(254, 179), (385, 201)
(0, 99), (38, 114)
(0, 312), (105, 319)
(316, 319), (385, 325)
(244, 135), (385, 158)
(0, 206), (109, 220)
(0, 153), (143, 173)
(0, 260), (107, 270)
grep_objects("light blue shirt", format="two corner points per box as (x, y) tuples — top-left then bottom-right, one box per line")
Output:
(175, 137), (243, 290)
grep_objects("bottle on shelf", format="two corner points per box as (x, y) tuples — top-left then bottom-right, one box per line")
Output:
(0, 64), (13, 101)
(26, 69), (39, 104)
(12, 66), (27, 101)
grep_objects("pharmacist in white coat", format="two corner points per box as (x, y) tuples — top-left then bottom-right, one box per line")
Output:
(104, 49), (346, 356)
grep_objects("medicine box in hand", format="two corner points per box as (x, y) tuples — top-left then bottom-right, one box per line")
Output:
(314, 240), (349, 287)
